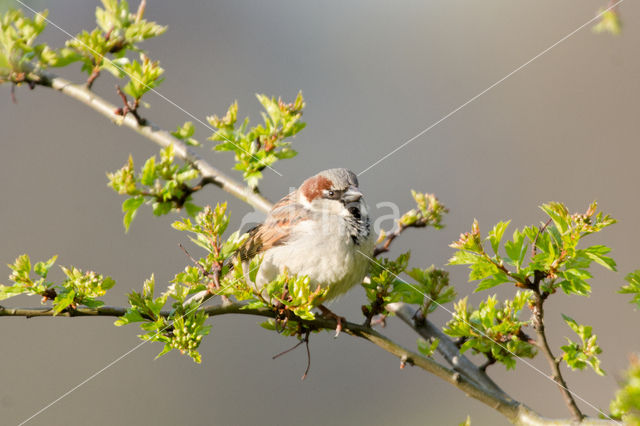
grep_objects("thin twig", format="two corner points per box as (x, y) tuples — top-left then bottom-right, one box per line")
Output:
(531, 289), (584, 421)
(178, 243), (209, 277)
(532, 218), (553, 258)
(373, 224), (405, 257)
(86, 67), (100, 89)
(114, 85), (145, 125)
(272, 338), (306, 360)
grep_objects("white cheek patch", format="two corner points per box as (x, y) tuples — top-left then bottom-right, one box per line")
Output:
(300, 195), (313, 210)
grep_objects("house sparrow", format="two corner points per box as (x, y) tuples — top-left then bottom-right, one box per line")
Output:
(239, 168), (375, 304)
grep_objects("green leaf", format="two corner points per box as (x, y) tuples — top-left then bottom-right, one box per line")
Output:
(557, 269), (592, 296)
(122, 195), (144, 231)
(33, 255), (58, 278)
(9, 254), (31, 278)
(417, 338), (439, 357)
(53, 290), (75, 315)
(475, 272), (510, 292)
(114, 309), (146, 326)
(582, 245), (617, 271)
(443, 292), (536, 370)
(561, 314), (605, 376)
(172, 121), (199, 146)
(152, 201), (172, 216)
(487, 220), (510, 254)
(0, 284), (28, 300)
(541, 202), (570, 235)
(184, 202), (202, 217)
(504, 229), (528, 269)
(140, 156), (156, 186)
(102, 276), (116, 290)
(459, 415), (472, 426)
(448, 250), (479, 266)
(207, 93), (304, 189)
(593, 9), (622, 35)
(609, 356), (640, 424)
(468, 258), (499, 282)
(620, 270), (640, 308)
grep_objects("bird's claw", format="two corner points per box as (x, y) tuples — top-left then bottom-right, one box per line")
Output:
(318, 305), (345, 338)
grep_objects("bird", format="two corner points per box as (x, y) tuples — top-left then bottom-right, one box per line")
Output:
(237, 168), (375, 328)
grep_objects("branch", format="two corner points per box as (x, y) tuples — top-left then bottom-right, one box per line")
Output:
(0, 302), (614, 425)
(374, 223), (407, 257)
(387, 302), (508, 398)
(26, 69), (274, 214)
(531, 287), (584, 421)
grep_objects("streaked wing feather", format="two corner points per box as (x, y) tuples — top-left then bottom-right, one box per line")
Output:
(237, 199), (309, 261)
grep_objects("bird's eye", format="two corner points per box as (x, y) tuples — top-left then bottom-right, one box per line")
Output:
(327, 190), (335, 198)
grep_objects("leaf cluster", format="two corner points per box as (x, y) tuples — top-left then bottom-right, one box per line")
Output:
(0, 1), (166, 107)
(417, 337), (440, 357)
(0, 254), (115, 315)
(226, 259), (327, 329)
(208, 92), (305, 189)
(362, 252), (410, 318)
(448, 202), (616, 374)
(620, 270), (640, 309)
(172, 203), (246, 293)
(115, 275), (211, 363)
(116, 204), (240, 363)
(443, 291), (536, 370)
(120, 53), (163, 102)
(398, 191), (448, 229)
(0, 9), (64, 82)
(449, 202), (617, 296)
(405, 266), (456, 316)
(65, 0), (165, 82)
(593, 9), (622, 35)
(108, 145), (201, 231)
(610, 355), (640, 425)
(560, 314), (605, 376)
(363, 253), (455, 324)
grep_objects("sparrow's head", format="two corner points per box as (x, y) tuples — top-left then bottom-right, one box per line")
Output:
(298, 168), (363, 211)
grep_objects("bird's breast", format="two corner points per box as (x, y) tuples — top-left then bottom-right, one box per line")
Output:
(256, 215), (374, 300)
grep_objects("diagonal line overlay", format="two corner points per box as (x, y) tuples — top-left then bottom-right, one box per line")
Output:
(357, 0), (626, 177)
(14, 0), (283, 177)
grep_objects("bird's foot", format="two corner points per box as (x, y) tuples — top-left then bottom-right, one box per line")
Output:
(317, 304), (345, 338)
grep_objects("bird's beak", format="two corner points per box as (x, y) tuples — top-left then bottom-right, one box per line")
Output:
(342, 187), (363, 203)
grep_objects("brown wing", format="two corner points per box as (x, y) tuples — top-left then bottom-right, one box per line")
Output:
(237, 195), (309, 262)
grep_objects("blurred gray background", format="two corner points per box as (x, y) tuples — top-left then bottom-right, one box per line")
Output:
(1, 0), (639, 425)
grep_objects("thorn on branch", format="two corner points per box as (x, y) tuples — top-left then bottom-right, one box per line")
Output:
(400, 354), (408, 369)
